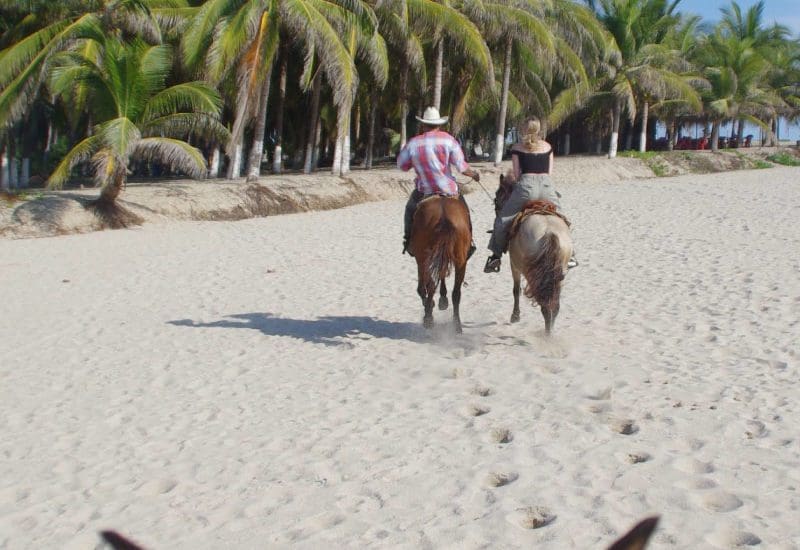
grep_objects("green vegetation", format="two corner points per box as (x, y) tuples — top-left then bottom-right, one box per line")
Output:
(0, 0), (798, 223)
(766, 152), (800, 166)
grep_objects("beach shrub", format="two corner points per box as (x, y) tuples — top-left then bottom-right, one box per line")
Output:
(766, 152), (800, 167)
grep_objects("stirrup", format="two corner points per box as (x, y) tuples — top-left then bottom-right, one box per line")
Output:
(567, 256), (579, 269)
(484, 256), (501, 273)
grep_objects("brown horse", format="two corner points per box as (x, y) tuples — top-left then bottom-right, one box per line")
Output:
(409, 195), (471, 333)
(497, 176), (573, 334)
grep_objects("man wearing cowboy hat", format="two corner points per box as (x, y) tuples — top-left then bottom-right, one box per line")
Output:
(398, 106), (480, 257)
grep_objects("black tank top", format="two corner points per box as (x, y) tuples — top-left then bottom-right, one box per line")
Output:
(512, 148), (551, 174)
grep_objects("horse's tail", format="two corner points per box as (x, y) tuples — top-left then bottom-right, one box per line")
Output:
(427, 204), (456, 283)
(523, 231), (565, 309)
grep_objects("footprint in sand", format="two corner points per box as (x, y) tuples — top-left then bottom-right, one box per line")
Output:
(609, 418), (638, 435)
(471, 385), (494, 397)
(674, 477), (717, 490)
(508, 506), (556, 529)
(622, 451), (651, 464)
(674, 457), (715, 474)
(696, 491), (743, 512)
(485, 471), (519, 488)
(465, 404), (490, 417)
(706, 527), (761, 548)
(490, 427), (513, 444)
(136, 479), (177, 496)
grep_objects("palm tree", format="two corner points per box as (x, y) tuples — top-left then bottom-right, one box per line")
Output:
(696, 14), (780, 151)
(47, 36), (228, 226)
(0, 0), (187, 131)
(579, 0), (700, 157)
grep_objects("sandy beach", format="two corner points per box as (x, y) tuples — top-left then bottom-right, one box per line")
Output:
(1, 165), (799, 549)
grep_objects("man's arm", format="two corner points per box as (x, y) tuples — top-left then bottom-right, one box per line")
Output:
(450, 139), (480, 181)
(397, 143), (413, 171)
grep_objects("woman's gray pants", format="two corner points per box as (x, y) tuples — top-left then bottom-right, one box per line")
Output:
(487, 174), (561, 256)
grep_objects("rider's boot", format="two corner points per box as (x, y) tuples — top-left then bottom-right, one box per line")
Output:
(484, 254), (501, 273)
(403, 235), (414, 257)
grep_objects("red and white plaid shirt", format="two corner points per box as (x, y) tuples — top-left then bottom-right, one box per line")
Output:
(397, 130), (471, 196)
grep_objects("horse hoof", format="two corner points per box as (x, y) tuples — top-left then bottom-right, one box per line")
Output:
(510, 313), (520, 323)
(423, 318), (434, 330)
(438, 298), (449, 310)
(454, 324), (463, 335)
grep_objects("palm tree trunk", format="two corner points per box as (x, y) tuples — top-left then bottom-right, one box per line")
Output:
(767, 117), (777, 147)
(638, 101), (649, 153)
(624, 122), (633, 151)
(304, 71), (322, 174)
(711, 120), (720, 151)
(272, 48), (288, 174)
(365, 89), (377, 169)
(208, 147), (221, 178)
(247, 67), (274, 182)
(313, 116), (322, 168)
(0, 140), (8, 191)
(433, 39), (444, 110)
(667, 120), (676, 151)
(21, 157), (30, 188)
(608, 100), (621, 158)
(332, 104), (352, 176)
(400, 61), (409, 149)
(494, 35), (513, 166)
(227, 141), (243, 179)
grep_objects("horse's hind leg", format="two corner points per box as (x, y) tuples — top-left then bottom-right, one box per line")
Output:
(542, 303), (559, 334)
(438, 279), (449, 310)
(452, 264), (465, 334)
(423, 279), (436, 329)
(417, 265), (435, 330)
(511, 266), (521, 323)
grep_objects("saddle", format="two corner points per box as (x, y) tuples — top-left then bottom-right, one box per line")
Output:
(507, 199), (571, 245)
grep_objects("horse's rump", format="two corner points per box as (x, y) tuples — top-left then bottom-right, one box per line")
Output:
(411, 197), (470, 283)
(507, 199), (570, 245)
(522, 231), (565, 309)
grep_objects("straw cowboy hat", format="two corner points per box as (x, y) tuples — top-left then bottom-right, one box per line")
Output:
(416, 106), (448, 126)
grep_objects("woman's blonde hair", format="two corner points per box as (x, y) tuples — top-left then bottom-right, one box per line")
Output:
(522, 118), (542, 149)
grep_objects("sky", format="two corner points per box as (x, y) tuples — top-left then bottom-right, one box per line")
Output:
(679, 0), (800, 36)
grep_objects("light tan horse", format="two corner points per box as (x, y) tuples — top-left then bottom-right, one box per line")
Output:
(507, 199), (573, 334)
(409, 195), (471, 334)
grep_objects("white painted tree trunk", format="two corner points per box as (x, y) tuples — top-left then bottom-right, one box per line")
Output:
(0, 153), (8, 191)
(247, 67), (273, 182)
(608, 101), (621, 159)
(332, 105), (351, 176)
(494, 36), (513, 166)
(400, 102), (408, 150)
(209, 148), (221, 178)
(638, 101), (649, 153)
(21, 158), (30, 188)
(227, 143), (242, 179)
(433, 39), (443, 110)
(313, 116), (322, 168)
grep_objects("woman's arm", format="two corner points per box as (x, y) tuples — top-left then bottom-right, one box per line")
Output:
(548, 151), (554, 175)
(511, 149), (521, 181)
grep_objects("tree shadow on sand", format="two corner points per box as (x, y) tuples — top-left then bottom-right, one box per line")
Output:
(168, 313), (426, 346)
